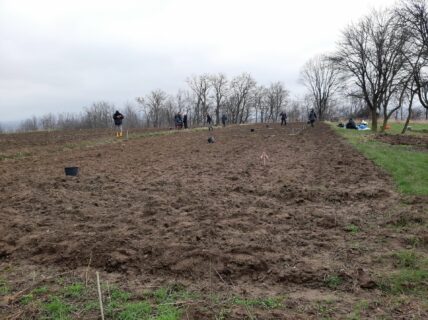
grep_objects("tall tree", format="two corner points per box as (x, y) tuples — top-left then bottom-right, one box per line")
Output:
(396, 0), (428, 119)
(210, 73), (229, 125)
(331, 10), (408, 131)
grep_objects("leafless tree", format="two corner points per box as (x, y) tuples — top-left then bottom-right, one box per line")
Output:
(228, 73), (257, 123)
(265, 82), (289, 122)
(187, 74), (211, 125)
(331, 10), (409, 131)
(19, 116), (38, 132)
(122, 103), (142, 128)
(139, 90), (168, 128)
(301, 55), (341, 121)
(40, 113), (57, 131)
(83, 101), (115, 129)
(209, 73), (229, 125)
(396, 0), (428, 119)
(252, 85), (267, 123)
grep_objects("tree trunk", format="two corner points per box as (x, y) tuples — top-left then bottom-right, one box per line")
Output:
(371, 109), (378, 132)
(402, 94), (414, 134)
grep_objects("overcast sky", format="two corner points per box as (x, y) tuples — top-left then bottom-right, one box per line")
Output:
(0, 0), (398, 122)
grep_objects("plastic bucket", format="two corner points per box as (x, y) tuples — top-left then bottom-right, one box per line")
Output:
(64, 167), (79, 176)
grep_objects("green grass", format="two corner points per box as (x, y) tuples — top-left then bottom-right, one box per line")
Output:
(64, 282), (85, 298)
(43, 296), (72, 320)
(380, 251), (428, 296)
(386, 122), (428, 134)
(330, 123), (428, 195)
(232, 296), (284, 309)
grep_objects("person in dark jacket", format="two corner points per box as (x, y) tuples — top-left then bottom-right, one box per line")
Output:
(183, 113), (188, 129)
(206, 113), (213, 131)
(280, 111), (287, 126)
(113, 110), (124, 137)
(308, 109), (317, 127)
(346, 118), (358, 130)
(221, 114), (227, 127)
(174, 112), (183, 129)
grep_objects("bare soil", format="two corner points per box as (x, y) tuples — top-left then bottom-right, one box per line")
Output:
(374, 133), (428, 150)
(0, 123), (427, 319)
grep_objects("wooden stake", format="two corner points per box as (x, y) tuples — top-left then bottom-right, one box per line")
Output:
(96, 271), (105, 320)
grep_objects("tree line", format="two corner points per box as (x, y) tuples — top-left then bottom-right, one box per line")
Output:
(7, 0), (428, 133)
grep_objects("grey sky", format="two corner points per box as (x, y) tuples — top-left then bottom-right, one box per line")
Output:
(0, 0), (398, 122)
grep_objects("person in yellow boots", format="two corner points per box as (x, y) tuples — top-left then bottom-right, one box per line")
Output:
(113, 110), (124, 137)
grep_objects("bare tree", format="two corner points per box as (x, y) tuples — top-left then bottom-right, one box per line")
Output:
(228, 73), (257, 123)
(123, 103), (142, 129)
(83, 101), (115, 129)
(187, 74), (211, 125)
(332, 10), (409, 131)
(301, 55), (341, 121)
(396, 0), (428, 119)
(40, 113), (57, 131)
(210, 73), (229, 125)
(19, 116), (38, 132)
(265, 82), (289, 122)
(140, 90), (168, 128)
(252, 85), (266, 123)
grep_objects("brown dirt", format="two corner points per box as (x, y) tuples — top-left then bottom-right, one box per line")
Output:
(0, 123), (427, 319)
(374, 133), (428, 150)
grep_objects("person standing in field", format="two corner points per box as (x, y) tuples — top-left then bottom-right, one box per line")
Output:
(280, 111), (287, 126)
(183, 113), (188, 129)
(221, 114), (227, 127)
(113, 110), (124, 137)
(206, 113), (213, 131)
(308, 109), (317, 127)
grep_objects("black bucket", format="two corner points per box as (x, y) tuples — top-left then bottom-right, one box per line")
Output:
(65, 166), (79, 176)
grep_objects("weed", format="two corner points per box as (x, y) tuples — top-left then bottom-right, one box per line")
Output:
(20, 293), (34, 305)
(43, 296), (72, 320)
(324, 275), (343, 289)
(345, 224), (360, 234)
(347, 300), (369, 320)
(155, 303), (182, 320)
(33, 286), (48, 295)
(0, 278), (9, 295)
(315, 299), (336, 318)
(117, 301), (152, 320)
(393, 250), (417, 268)
(64, 282), (85, 298)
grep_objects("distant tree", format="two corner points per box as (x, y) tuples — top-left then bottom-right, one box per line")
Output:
(187, 74), (211, 125)
(301, 55), (341, 121)
(40, 113), (57, 131)
(209, 73), (229, 125)
(122, 103), (142, 129)
(252, 85), (267, 123)
(19, 116), (38, 132)
(228, 73), (257, 123)
(83, 101), (115, 129)
(140, 90), (168, 128)
(265, 82), (289, 122)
